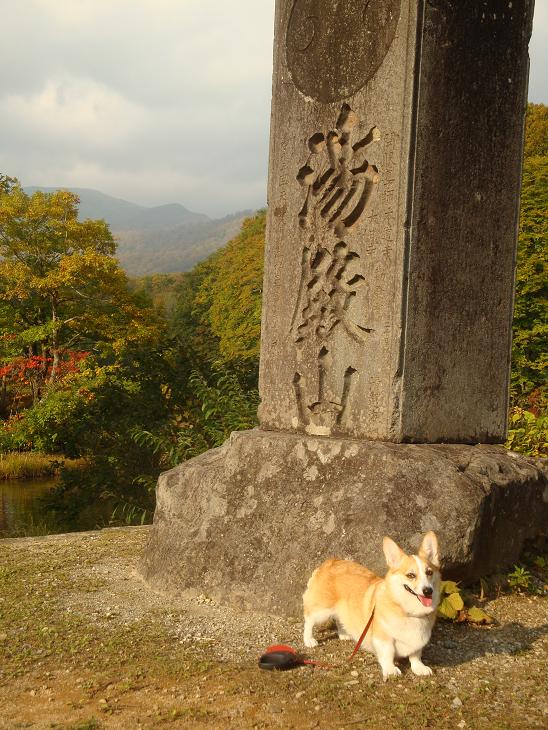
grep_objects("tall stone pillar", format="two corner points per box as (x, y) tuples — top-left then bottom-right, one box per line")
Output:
(259, 0), (534, 443)
(140, 0), (546, 616)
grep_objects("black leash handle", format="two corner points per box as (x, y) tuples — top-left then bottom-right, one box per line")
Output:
(258, 609), (375, 672)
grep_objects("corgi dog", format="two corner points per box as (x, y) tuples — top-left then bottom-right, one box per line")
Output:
(302, 531), (441, 679)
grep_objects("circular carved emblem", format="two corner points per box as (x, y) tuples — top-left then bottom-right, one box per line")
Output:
(286, 0), (402, 103)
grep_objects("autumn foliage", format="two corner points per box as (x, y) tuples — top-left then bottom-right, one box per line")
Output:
(0, 179), (162, 417)
(0, 103), (544, 527)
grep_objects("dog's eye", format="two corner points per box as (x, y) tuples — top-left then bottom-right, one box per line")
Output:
(406, 573), (416, 580)
(425, 569), (433, 576)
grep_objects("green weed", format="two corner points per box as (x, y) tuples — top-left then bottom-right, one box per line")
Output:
(507, 565), (533, 592)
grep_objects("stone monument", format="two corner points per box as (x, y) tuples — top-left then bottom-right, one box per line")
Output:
(140, 0), (546, 616)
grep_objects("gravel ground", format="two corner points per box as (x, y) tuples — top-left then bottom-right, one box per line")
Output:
(0, 526), (546, 729)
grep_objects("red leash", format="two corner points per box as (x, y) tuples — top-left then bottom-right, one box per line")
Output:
(259, 609), (375, 671)
(346, 608), (375, 661)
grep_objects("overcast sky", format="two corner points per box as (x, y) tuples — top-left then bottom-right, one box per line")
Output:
(1, 1), (546, 218)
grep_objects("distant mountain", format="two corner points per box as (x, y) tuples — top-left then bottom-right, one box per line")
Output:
(114, 213), (251, 275)
(24, 186), (208, 229)
(23, 186), (252, 275)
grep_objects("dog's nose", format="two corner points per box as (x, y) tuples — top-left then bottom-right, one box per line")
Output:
(422, 586), (433, 597)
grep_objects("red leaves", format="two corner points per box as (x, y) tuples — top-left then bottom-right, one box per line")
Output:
(0, 355), (50, 384)
(0, 351), (89, 385)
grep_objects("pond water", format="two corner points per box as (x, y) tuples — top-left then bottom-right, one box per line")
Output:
(0, 478), (113, 538)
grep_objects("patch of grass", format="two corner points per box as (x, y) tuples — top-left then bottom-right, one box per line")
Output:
(1, 514), (59, 538)
(64, 720), (101, 730)
(0, 451), (84, 480)
(0, 535), (212, 685)
(1, 529), (547, 730)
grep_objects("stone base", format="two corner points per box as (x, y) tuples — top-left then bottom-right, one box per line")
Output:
(139, 429), (547, 617)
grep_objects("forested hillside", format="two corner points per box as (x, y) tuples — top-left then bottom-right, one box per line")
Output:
(115, 212), (249, 275)
(0, 104), (544, 529)
(24, 186), (251, 276)
(506, 103), (547, 454)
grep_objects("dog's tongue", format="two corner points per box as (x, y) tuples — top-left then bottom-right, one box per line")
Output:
(418, 595), (433, 607)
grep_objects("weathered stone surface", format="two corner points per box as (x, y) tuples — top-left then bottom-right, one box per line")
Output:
(141, 1), (539, 622)
(139, 430), (547, 617)
(286, 0), (402, 103)
(259, 0), (534, 443)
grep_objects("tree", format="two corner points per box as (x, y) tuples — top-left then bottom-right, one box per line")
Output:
(0, 181), (159, 408)
(511, 104), (547, 404)
(171, 211), (265, 384)
(523, 103), (548, 158)
(193, 211), (265, 367)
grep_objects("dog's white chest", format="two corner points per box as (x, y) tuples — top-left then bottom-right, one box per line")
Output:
(381, 615), (433, 658)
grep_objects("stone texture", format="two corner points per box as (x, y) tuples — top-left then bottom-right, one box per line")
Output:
(139, 430), (547, 617)
(141, 2), (540, 618)
(259, 0), (534, 443)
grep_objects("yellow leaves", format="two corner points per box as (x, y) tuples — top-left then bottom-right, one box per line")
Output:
(0, 260), (34, 301)
(0, 183), (161, 358)
(110, 315), (165, 356)
(0, 184), (28, 222)
(441, 580), (459, 594)
(26, 189), (78, 224)
(437, 581), (464, 621)
(446, 591), (464, 612)
(523, 103), (548, 158)
(505, 405), (548, 457)
(0, 186), (115, 265)
(437, 580), (495, 624)
(466, 606), (494, 625)
(195, 211), (265, 363)
(55, 249), (127, 291)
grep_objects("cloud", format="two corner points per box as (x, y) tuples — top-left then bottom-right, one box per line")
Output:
(0, 1), (545, 216)
(529, 2), (548, 104)
(0, 0), (275, 216)
(2, 77), (149, 147)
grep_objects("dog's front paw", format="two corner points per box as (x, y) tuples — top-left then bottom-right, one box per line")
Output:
(304, 637), (318, 648)
(382, 665), (402, 681)
(411, 662), (433, 677)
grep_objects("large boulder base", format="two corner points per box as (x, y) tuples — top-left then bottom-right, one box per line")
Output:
(139, 429), (547, 617)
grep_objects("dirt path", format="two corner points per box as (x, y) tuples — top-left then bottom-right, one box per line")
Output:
(0, 527), (546, 729)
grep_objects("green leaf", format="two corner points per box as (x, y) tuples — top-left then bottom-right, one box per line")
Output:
(447, 592), (464, 611)
(437, 597), (458, 620)
(441, 580), (460, 595)
(467, 606), (494, 624)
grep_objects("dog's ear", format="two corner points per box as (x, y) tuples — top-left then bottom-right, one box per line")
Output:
(418, 531), (440, 567)
(383, 536), (405, 569)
